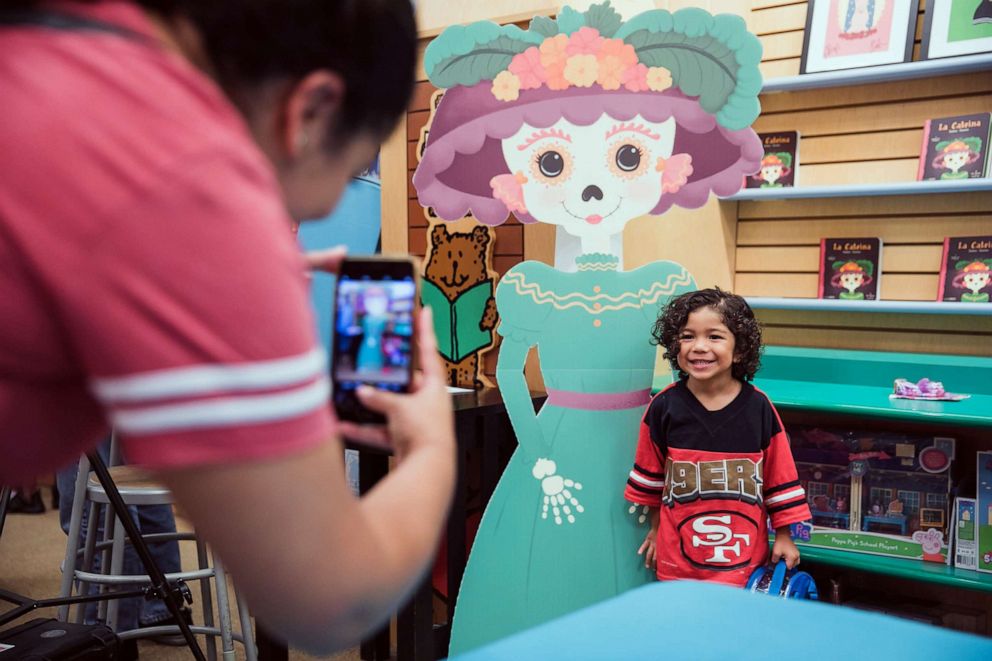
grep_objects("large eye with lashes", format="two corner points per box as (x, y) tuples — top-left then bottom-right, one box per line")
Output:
(615, 144), (641, 172)
(538, 151), (565, 178)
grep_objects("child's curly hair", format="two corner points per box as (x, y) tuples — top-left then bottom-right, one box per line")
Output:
(651, 288), (763, 382)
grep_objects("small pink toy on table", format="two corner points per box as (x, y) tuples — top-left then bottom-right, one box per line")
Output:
(891, 378), (969, 401)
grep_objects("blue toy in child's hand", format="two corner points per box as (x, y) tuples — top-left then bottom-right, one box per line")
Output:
(745, 560), (819, 600)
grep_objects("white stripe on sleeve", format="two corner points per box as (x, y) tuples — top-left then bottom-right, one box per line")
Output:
(628, 470), (665, 489)
(109, 377), (330, 435)
(91, 347), (326, 404)
(765, 487), (806, 506)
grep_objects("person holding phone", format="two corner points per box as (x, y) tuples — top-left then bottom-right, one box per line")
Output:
(0, 0), (455, 653)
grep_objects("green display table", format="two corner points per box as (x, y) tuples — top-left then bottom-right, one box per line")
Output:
(796, 545), (992, 593)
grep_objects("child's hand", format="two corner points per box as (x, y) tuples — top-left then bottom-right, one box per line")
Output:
(636, 508), (660, 570)
(637, 528), (657, 570)
(772, 527), (801, 570)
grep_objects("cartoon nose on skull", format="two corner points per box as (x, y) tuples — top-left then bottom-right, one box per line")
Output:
(581, 185), (604, 202)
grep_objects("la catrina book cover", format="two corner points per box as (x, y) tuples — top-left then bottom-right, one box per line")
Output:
(747, 131), (799, 189)
(917, 113), (992, 181)
(938, 236), (992, 303)
(818, 238), (883, 301)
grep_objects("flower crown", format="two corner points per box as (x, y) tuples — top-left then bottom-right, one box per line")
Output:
(423, 2), (763, 130)
(834, 260), (873, 277)
(937, 138), (981, 153)
(959, 260), (992, 273)
(762, 152), (792, 168)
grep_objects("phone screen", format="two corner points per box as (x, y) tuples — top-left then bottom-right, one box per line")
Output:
(332, 265), (416, 422)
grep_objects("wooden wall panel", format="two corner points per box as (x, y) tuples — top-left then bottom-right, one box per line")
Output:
(386, 1), (992, 383)
(416, 0), (555, 37)
(736, 273), (943, 301)
(736, 245), (945, 273)
(738, 216), (992, 245)
(736, 0), (991, 357)
(739, 193), (992, 219)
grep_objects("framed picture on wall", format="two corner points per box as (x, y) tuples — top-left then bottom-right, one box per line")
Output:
(800, 0), (919, 74)
(922, 0), (992, 60)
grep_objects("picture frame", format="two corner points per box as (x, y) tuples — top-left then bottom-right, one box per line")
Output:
(800, 0), (919, 74)
(921, 0), (992, 60)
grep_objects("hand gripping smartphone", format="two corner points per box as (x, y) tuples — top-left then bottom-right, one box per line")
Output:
(331, 257), (418, 424)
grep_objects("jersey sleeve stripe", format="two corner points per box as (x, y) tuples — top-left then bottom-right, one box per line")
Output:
(764, 479), (801, 496)
(626, 478), (664, 495)
(628, 470), (665, 488)
(633, 463), (665, 479)
(764, 486), (806, 506)
(91, 347), (326, 403)
(766, 498), (809, 515)
(109, 376), (330, 435)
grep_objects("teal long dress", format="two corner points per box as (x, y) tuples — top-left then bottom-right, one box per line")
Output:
(449, 254), (696, 653)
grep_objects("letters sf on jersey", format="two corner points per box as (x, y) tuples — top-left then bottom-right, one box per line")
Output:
(664, 458), (764, 570)
(678, 511), (761, 569)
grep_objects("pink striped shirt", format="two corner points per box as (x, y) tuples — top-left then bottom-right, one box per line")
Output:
(0, 1), (333, 481)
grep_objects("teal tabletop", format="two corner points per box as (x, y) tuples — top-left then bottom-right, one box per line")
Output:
(452, 581), (992, 660)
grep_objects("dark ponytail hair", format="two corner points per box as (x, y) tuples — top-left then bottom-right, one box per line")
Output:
(9, 1), (417, 144)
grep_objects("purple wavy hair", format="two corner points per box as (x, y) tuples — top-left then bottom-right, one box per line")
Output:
(413, 83), (763, 226)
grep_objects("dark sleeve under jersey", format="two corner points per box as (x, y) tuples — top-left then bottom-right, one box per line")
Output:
(756, 388), (812, 528)
(623, 386), (673, 507)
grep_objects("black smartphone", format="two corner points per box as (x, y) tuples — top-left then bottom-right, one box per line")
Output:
(331, 257), (418, 424)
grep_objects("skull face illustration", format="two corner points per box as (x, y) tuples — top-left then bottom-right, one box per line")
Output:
(500, 115), (677, 241)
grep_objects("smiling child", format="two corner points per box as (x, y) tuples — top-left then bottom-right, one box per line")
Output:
(625, 288), (812, 586)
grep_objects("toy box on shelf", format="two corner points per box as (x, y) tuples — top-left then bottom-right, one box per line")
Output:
(782, 425), (955, 563)
(952, 497), (978, 570)
(978, 451), (992, 573)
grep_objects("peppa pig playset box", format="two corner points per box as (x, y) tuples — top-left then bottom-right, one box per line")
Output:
(781, 425), (955, 563)
(978, 451), (992, 573)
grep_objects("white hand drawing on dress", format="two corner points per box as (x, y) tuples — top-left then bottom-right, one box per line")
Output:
(628, 503), (651, 525)
(532, 458), (584, 525)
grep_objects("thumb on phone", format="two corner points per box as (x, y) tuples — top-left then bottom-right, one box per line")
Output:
(305, 246), (347, 273)
(355, 385), (400, 415)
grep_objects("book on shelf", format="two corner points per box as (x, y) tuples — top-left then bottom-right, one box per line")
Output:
(746, 131), (799, 189)
(938, 236), (992, 304)
(917, 113), (992, 181)
(818, 237), (882, 301)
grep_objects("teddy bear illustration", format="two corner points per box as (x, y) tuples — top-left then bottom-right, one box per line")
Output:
(421, 224), (498, 388)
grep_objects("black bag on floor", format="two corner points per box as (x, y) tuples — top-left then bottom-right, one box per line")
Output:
(0, 618), (118, 660)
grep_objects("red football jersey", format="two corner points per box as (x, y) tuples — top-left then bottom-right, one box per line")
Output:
(624, 381), (811, 587)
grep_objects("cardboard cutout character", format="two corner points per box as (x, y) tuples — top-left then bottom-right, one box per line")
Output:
(414, 3), (762, 651)
(421, 224), (499, 387)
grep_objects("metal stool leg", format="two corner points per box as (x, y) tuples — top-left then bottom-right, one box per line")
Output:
(104, 515), (127, 631)
(197, 538), (218, 661)
(96, 499), (116, 622)
(58, 455), (92, 623)
(212, 556), (236, 661)
(235, 585), (257, 661)
(74, 500), (101, 624)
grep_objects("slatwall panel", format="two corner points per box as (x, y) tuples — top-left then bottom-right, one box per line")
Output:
(737, 0), (992, 357)
(390, 2), (992, 371)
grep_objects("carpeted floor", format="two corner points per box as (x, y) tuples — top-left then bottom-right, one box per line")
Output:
(0, 488), (360, 660)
